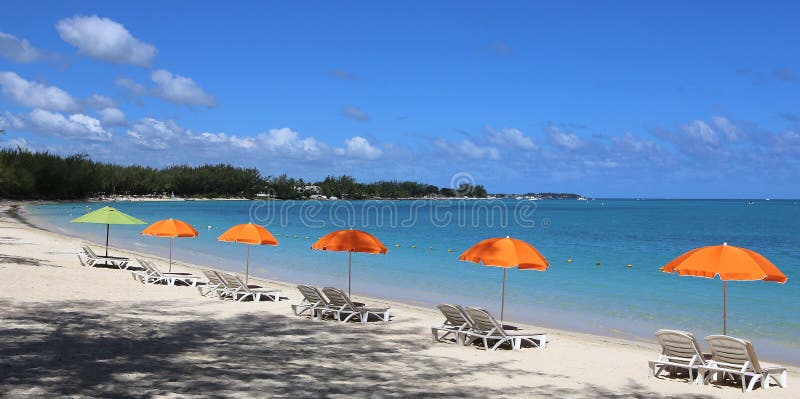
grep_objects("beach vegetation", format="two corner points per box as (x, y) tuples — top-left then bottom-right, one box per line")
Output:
(0, 149), (489, 200)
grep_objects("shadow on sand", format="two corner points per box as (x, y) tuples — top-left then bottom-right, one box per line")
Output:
(0, 299), (719, 398)
(0, 254), (58, 268)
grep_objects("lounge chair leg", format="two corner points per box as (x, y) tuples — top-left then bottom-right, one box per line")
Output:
(748, 375), (761, 392)
(491, 339), (506, 351)
(693, 369), (704, 385)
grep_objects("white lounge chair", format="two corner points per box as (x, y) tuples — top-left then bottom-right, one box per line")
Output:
(321, 287), (390, 323)
(197, 270), (234, 299)
(79, 246), (133, 269)
(698, 335), (788, 392)
(649, 329), (710, 382)
(133, 259), (200, 287)
(464, 307), (547, 351)
(216, 271), (281, 302)
(292, 285), (331, 319)
(432, 304), (475, 345)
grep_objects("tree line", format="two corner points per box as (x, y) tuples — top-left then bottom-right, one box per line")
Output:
(0, 148), (488, 200)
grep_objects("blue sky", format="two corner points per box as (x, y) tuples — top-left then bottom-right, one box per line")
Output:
(1, 1), (799, 198)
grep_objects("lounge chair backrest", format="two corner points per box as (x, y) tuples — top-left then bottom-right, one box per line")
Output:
(298, 285), (327, 305)
(465, 307), (505, 336)
(145, 260), (164, 275)
(655, 329), (705, 361)
(705, 335), (762, 373)
(84, 246), (98, 257)
(217, 272), (244, 290)
(204, 270), (225, 287)
(437, 304), (470, 328)
(322, 287), (357, 310)
(233, 275), (253, 291)
(136, 258), (157, 275)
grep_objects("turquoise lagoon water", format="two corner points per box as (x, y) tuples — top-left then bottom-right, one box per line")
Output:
(25, 199), (800, 363)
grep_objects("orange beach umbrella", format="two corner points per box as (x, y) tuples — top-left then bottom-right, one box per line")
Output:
(459, 236), (549, 323)
(311, 229), (387, 296)
(141, 218), (198, 271)
(661, 242), (787, 334)
(217, 223), (278, 284)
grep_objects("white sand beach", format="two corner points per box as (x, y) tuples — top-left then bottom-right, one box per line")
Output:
(1, 202), (797, 398)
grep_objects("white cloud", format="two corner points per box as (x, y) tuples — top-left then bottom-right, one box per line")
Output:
(56, 15), (157, 67)
(680, 120), (718, 145)
(768, 130), (800, 155)
(0, 110), (25, 130)
(85, 94), (116, 109)
(342, 106), (369, 122)
(583, 159), (620, 169)
(330, 69), (357, 80)
(191, 132), (256, 149)
(486, 127), (538, 151)
(711, 116), (740, 141)
(0, 32), (45, 63)
(611, 133), (663, 157)
(150, 69), (216, 107)
(546, 126), (584, 150)
(122, 119), (382, 163)
(0, 136), (28, 149)
(0, 71), (79, 112)
(19, 109), (111, 141)
(256, 128), (326, 159)
(116, 71), (216, 107)
(434, 138), (499, 160)
(339, 136), (382, 160)
(115, 77), (147, 95)
(126, 117), (183, 150)
(99, 107), (126, 125)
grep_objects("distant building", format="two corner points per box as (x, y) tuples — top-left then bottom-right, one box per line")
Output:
(296, 185), (321, 194)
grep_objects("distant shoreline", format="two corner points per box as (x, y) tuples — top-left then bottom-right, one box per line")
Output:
(7, 196), (799, 203)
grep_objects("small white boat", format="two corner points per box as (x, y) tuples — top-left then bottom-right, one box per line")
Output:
(577, 197), (588, 201)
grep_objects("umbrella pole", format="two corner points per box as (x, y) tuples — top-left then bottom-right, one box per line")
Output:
(169, 237), (173, 272)
(246, 244), (250, 286)
(348, 251), (353, 297)
(501, 268), (507, 324)
(105, 224), (110, 256)
(723, 280), (727, 335)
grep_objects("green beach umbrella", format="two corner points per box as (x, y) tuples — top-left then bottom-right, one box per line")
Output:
(70, 206), (146, 256)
